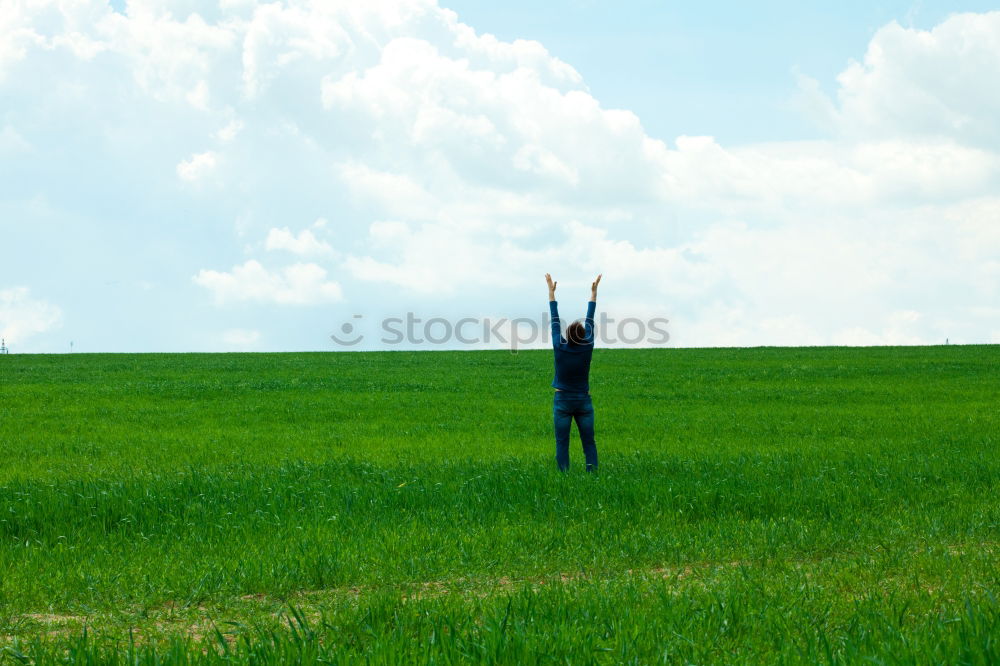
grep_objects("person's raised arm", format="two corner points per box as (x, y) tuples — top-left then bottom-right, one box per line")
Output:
(546, 273), (562, 346)
(590, 274), (601, 303)
(584, 274), (601, 339)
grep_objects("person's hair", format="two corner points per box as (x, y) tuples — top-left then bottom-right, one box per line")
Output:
(566, 321), (587, 345)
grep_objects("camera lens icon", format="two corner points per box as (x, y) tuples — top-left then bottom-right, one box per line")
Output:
(330, 314), (364, 346)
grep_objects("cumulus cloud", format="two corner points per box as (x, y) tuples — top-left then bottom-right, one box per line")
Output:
(0, 287), (62, 345)
(0, 124), (31, 154)
(176, 151), (218, 181)
(192, 260), (343, 305)
(265, 227), (334, 256)
(214, 119), (243, 142)
(830, 12), (1000, 148)
(222, 328), (260, 346)
(831, 311), (927, 346)
(321, 35), (668, 204)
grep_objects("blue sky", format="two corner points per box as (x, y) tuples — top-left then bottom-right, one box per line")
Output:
(2, 1), (1000, 352)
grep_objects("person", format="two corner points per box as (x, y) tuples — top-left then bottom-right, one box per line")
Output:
(546, 273), (601, 472)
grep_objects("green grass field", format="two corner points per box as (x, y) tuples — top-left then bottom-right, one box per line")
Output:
(1, 346), (998, 664)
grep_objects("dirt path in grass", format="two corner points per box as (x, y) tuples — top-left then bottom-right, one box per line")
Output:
(1, 558), (748, 644)
(5, 542), (996, 646)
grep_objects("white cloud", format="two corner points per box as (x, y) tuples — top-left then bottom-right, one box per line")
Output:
(821, 12), (1000, 148)
(0, 124), (31, 154)
(336, 163), (439, 220)
(214, 119), (243, 142)
(265, 227), (334, 256)
(101, 9), (237, 104)
(222, 328), (260, 346)
(176, 150), (218, 181)
(342, 217), (533, 295)
(0, 287), (62, 345)
(0, 5), (41, 82)
(321, 35), (669, 204)
(831, 311), (929, 346)
(193, 260), (343, 305)
(239, 2), (351, 98)
(185, 79), (209, 109)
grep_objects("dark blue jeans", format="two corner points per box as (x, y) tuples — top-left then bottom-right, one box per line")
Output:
(553, 391), (598, 472)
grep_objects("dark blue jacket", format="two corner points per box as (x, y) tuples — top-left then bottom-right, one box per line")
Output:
(550, 300), (596, 393)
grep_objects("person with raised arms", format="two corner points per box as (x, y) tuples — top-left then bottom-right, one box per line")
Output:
(546, 273), (601, 472)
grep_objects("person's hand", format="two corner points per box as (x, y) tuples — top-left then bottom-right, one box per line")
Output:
(545, 273), (557, 300)
(590, 273), (602, 300)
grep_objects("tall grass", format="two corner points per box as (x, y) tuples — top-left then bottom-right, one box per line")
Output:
(1, 346), (997, 662)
